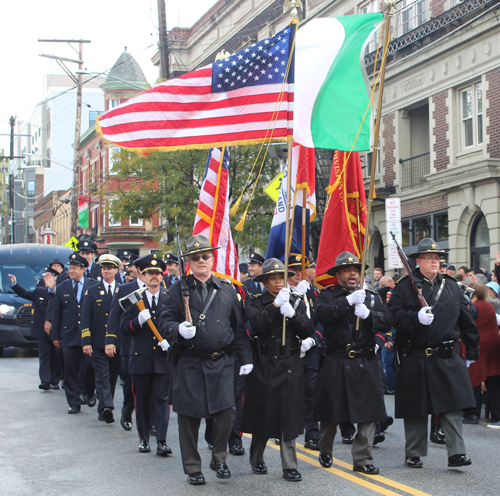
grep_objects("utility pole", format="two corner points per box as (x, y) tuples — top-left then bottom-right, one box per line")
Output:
(157, 0), (170, 80)
(1, 156), (8, 244)
(9, 115), (16, 244)
(39, 39), (91, 236)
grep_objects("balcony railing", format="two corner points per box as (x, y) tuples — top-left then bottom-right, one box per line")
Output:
(400, 152), (430, 189)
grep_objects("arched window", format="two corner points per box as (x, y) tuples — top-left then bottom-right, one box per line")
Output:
(470, 214), (489, 269)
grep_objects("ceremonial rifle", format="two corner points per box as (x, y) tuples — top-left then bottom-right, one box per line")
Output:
(176, 225), (192, 323)
(390, 231), (428, 309)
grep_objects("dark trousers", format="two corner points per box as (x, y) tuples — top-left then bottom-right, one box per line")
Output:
(62, 347), (93, 406)
(91, 349), (121, 414)
(78, 354), (95, 397)
(37, 335), (60, 385)
(304, 364), (319, 442)
(132, 372), (170, 443)
(250, 435), (298, 470)
(120, 355), (134, 421)
(179, 407), (236, 474)
(485, 375), (500, 422)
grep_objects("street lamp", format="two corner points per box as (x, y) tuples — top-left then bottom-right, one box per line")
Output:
(75, 70), (147, 92)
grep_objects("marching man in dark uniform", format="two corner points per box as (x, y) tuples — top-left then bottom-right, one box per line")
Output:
(81, 254), (122, 423)
(77, 240), (102, 281)
(314, 252), (392, 475)
(51, 253), (96, 414)
(242, 252), (265, 298)
(159, 235), (253, 485)
(387, 238), (480, 469)
(9, 267), (60, 390)
(121, 255), (172, 456)
(163, 252), (180, 289)
(241, 258), (314, 481)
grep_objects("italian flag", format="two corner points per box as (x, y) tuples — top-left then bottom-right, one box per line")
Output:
(294, 14), (384, 152)
(78, 197), (89, 229)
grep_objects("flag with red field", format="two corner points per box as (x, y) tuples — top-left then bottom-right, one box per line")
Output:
(97, 24), (296, 153)
(315, 151), (367, 288)
(193, 147), (240, 285)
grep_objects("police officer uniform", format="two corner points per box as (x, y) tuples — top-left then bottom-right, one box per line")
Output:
(120, 255), (172, 456)
(11, 266), (60, 389)
(314, 252), (392, 475)
(51, 253), (96, 413)
(159, 235), (253, 485)
(242, 253), (265, 298)
(116, 250), (132, 283)
(81, 254), (122, 423)
(387, 238), (480, 468)
(77, 240), (103, 282)
(163, 253), (180, 289)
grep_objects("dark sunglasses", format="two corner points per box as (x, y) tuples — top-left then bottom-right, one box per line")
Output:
(189, 254), (212, 262)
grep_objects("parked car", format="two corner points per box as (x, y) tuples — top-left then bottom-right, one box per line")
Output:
(0, 243), (73, 356)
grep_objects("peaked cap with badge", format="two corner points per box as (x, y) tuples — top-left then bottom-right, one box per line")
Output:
(288, 253), (310, 269)
(408, 238), (447, 259)
(49, 258), (65, 269)
(44, 265), (60, 277)
(139, 254), (166, 273)
(76, 239), (97, 253)
(253, 258), (295, 283)
(68, 253), (89, 268)
(326, 251), (368, 276)
(98, 254), (121, 268)
(116, 249), (131, 261)
(239, 262), (250, 275)
(248, 252), (265, 265)
(182, 234), (220, 257)
(165, 252), (179, 264)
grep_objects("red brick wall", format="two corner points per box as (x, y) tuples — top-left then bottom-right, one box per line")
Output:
(401, 194), (448, 218)
(486, 67), (500, 158)
(433, 91), (449, 172)
(383, 112), (396, 187)
(430, 0), (444, 17)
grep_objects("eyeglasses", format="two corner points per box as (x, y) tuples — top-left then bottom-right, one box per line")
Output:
(189, 254), (212, 262)
(418, 256), (440, 261)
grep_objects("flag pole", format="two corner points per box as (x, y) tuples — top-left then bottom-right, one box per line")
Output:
(282, 0), (301, 348)
(356, 3), (392, 332)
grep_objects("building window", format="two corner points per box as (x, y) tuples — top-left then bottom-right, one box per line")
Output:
(109, 147), (121, 174)
(435, 214), (449, 242)
(89, 111), (101, 128)
(129, 215), (143, 227)
(110, 98), (120, 109)
(360, 149), (381, 179)
(46, 148), (51, 168)
(360, 1), (379, 53)
(413, 216), (431, 245)
(400, 0), (426, 36)
(46, 108), (51, 139)
(108, 199), (121, 227)
(470, 214), (489, 269)
(461, 83), (483, 148)
(402, 220), (410, 246)
(27, 181), (36, 199)
(401, 211), (449, 255)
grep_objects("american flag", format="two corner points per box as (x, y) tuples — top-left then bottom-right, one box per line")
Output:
(97, 24), (296, 152)
(193, 147), (240, 285)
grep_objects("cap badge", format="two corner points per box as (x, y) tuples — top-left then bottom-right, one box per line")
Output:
(295, 255), (301, 261)
(431, 243), (437, 249)
(71, 254), (76, 259)
(347, 256), (354, 262)
(151, 260), (157, 265)
(194, 242), (200, 248)
(274, 263), (279, 269)
(84, 242), (88, 246)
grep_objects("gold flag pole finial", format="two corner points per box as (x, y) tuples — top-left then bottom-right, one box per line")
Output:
(283, 0), (303, 20)
(215, 49), (231, 61)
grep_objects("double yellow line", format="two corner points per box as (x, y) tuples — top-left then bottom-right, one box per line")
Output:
(243, 434), (431, 496)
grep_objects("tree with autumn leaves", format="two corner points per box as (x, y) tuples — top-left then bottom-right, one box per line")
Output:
(105, 145), (280, 254)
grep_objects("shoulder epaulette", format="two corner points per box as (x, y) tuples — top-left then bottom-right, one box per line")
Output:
(321, 284), (335, 291)
(395, 275), (409, 285)
(251, 293), (262, 299)
(443, 274), (457, 281)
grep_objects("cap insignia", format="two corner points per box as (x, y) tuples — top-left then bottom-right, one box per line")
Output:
(295, 255), (301, 261)
(194, 242), (200, 248)
(348, 256), (354, 262)
(151, 260), (157, 265)
(84, 242), (88, 246)
(431, 243), (437, 249)
(71, 254), (76, 259)
(274, 263), (279, 269)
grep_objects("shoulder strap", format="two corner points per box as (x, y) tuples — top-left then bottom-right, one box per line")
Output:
(430, 277), (446, 309)
(197, 288), (218, 325)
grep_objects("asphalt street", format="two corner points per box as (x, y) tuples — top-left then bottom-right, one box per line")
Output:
(1, 348), (499, 496)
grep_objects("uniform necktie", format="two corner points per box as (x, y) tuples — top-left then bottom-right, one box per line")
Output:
(200, 282), (208, 304)
(85, 269), (90, 277)
(74, 280), (80, 302)
(107, 284), (113, 299)
(151, 295), (157, 314)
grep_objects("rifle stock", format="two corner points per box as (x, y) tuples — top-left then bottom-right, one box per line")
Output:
(176, 227), (192, 323)
(390, 231), (428, 309)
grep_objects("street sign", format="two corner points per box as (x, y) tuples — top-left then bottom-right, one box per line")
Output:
(41, 229), (57, 237)
(263, 171), (284, 203)
(386, 198), (403, 269)
(65, 236), (79, 251)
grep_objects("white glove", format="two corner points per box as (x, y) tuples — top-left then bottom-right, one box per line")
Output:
(496, 314), (500, 326)
(274, 287), (290, 307)
(280, 301), (295, 318)
(418, 306), (434, 325)
(179, 321), (196, 340)
(354, 303), (370, 320)
(159, 339), (170, 352)
(300, 337), (315, 354)
(466, 360), (475, 368)
(346, 290), (366, 306)
(296, 280), (309, 296)
(375, 344), (380, 354)
(239, 364), (254, 376)
(138, 309), (151, 326)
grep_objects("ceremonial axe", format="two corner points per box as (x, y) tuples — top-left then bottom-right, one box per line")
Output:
(119, 287), (163, 342)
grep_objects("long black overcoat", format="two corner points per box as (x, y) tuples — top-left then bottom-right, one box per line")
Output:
(387, 271), (480, 418)
(159, 275), (253, 418)
(313, 284), (392, 424)
(241, 291), (314, 440)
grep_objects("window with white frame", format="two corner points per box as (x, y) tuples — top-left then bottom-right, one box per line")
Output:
(401, 0), (426, 36)
(108, 147), (121, 174)
(110, 98), (120, 109)
(129, 215), (143, 227)
(360, 1), (379, 54)
(361, 149), (381, 179)
(108, 199), (121, 227)
(461, 83), (483, 148)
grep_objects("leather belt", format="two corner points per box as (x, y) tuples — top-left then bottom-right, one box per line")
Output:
(329, 348), (366, 359)
(184, 346), (233, 361)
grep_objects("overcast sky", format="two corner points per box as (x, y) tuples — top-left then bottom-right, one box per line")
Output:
(0, 0), (218, 153)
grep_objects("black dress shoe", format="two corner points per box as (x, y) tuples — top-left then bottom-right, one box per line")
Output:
(283, 468), (302, 481)
(157, 441), (172, 456)
(50, 384), (60, 390)
(138, 439), (151, 453)
(380, 416), (394, 432)
(374, 433), (385, 445)
(304, 439), (319, 450)
(209, 460), (231, 478)
(150, 426), (157, 437)
(342, 435), (354, 445)
(120, 418), (133, 431)
(462, 415), (479, 424)
(79, 393), (87, 405)
(353, 464), (380, 475)
(229, 445), (245, 455)
(68, 405), (81, 414)
(39, 382), (51, 390)
(430, 427), (446, 444)
(102, 408), (114, 424)
(319, 454), (333, 468)
(187, 472), (205, 485)
(86, 394), (97, 408)
(448, 454), (471, 467)
(98, 413), (104, 421)
(405, 456), (423, 468)
(251, 462), (268, 474)
(274, 438), (281, 445)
